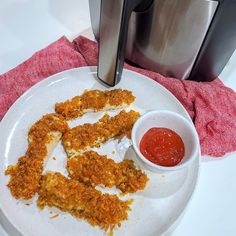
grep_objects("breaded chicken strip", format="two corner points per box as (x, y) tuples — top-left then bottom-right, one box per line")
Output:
(5, 114), (68, 200)
(55, 89), (135, 120)
(67, 151), (148, 194)
(37, 172), (132, 231)
(62, 110), (140, 157)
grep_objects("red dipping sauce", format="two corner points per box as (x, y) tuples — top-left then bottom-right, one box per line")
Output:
(140, 128), (185, 167)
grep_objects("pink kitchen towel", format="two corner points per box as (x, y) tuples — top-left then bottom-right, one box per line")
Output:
(1, 36), (236, 157)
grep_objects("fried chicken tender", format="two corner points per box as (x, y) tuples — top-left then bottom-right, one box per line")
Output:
(55, 89), (135, 120)
(5, 114), (68, 200)
(62, 110), (140, 156)
(37, 172), (132, 231)
(67, 151), (148, 194)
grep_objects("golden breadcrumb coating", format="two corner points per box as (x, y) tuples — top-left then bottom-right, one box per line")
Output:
(62, 110), (140, 156)
(55, 89), (135, 120)
(67, 151), (148, 194)
(37, 172), (132, 231)
(5, 114), (68, 200)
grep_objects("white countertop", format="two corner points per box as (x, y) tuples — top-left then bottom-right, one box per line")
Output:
(0, 1), (236, 235)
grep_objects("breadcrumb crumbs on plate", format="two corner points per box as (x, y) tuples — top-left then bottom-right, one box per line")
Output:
(50, 214), (59, 219)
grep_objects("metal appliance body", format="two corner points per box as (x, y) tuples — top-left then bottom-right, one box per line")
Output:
(89, 0), (236, 86)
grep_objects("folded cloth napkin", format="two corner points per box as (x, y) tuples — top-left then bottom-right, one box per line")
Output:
(0, 36), (236, 157)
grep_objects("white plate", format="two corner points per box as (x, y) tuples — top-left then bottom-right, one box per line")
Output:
(0, 66), (200, 236)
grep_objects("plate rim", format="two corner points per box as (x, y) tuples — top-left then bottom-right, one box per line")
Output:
(0, 66), (200, 236)
(0, 66), (192, 124)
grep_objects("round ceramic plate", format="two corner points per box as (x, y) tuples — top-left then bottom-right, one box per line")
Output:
(0, 66), (200, 236)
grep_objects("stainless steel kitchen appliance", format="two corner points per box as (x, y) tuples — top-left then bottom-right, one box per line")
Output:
(89, 0), (236, 86)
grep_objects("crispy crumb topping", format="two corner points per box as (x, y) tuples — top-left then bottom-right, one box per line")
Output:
(62, 110), (140, 156)
(38, 172), (132, 231)
(67, 151), (148, 194)
(5, 89), (149, 234)
(5, 114), (68, 200)
(55, 89), (135, 120)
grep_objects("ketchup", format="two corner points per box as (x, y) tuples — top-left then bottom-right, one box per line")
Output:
(140, 128), (185, 167)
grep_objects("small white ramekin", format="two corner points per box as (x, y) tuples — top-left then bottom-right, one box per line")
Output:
(131, 110), (200, 172)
